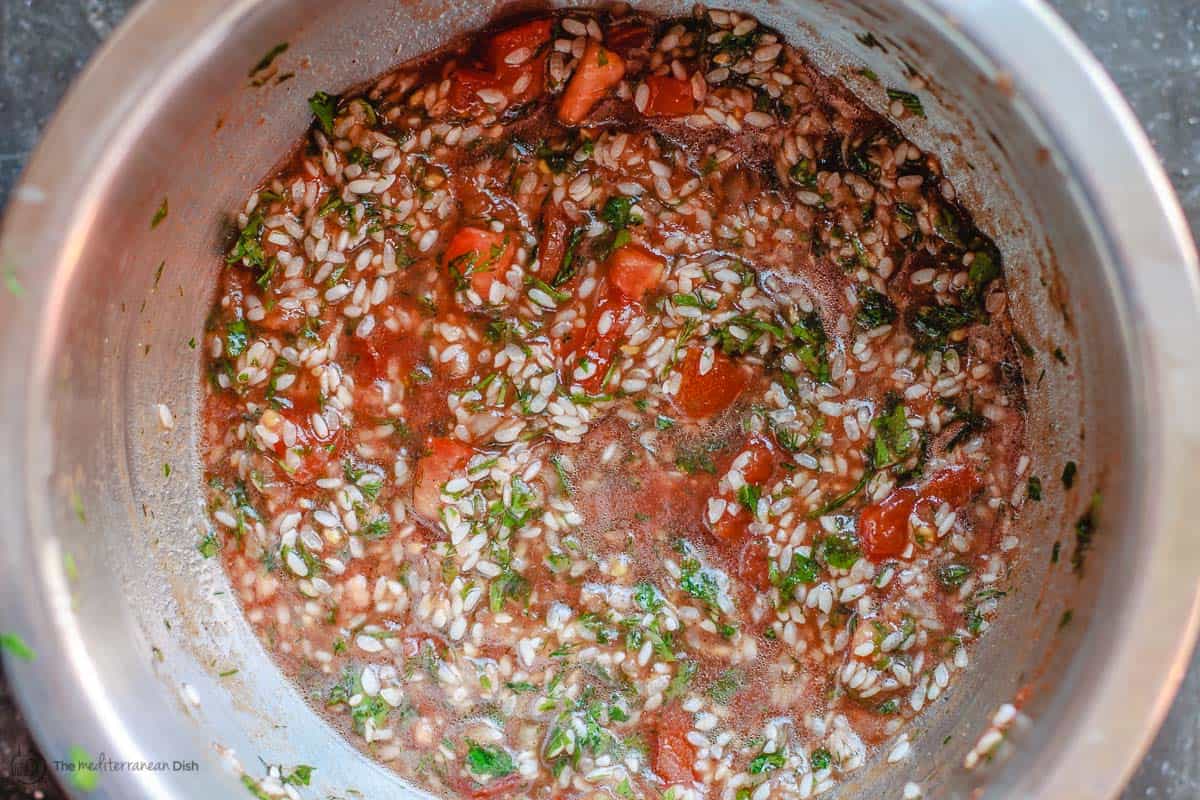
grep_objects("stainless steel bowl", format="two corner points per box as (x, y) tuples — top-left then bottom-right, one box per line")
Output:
(2, 1), (1198, 798)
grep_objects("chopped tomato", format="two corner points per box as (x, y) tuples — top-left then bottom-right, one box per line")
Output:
(653, 707), (696, 785)
(737, 435), (776, 484)
(857, 466), (983, 561)
(607, 244), (665, 301)
(858, 486), (917, 561)
(736, 539), (772, 589)
(605, 23), (652, 56)
(558, 40), (626, 124)
(712, 512), (750, 542)
(484, 19), (553, 71)
(412, 438), (475, 521)
(442, 226), (516, 300)
(921, 464), (982, 507)
(537, 202), (573, 283)
(643, 74), (696, 117)
(674, 347), (750, 419)
(448, 67), (501, 112)
(570, 288), (637, 393)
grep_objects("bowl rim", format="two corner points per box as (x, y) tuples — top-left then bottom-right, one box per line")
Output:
(1, 1), (1198, 798)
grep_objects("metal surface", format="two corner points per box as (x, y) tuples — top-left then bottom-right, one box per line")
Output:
(0, 1), (1198, 799)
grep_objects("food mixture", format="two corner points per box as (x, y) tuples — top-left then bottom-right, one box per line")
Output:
(203, 6), (1027, 798)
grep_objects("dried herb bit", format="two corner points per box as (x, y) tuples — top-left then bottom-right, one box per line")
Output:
(1027, 476), (1042, 501)
(945, 396), (990, 452)
(810, 748), (833, 771)
(1052, 347), (1069, 365)
(788, 157), (818, 189)
(886, 87), (926, 118)
(227, 211), (266, 268)
(789, 312), (831, 382)
(1058, 609), (1074, 630)
(551, 227), (586, 287)
(308, 91), (339, 135)
(249, 42), (289, 77)
(908, 303), (976, 350)
(465, 742), (515, 778)
(1071, 492), (1101, 574)
(936, 563), (972, 590)
(855, 287), (897, 330)
(150, 197), (169, 229)
(1061, 461), (1077, 489)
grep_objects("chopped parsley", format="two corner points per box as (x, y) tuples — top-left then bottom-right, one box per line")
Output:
(1061, 461), (1077, 489)
(886, 87), (925, 117)
(308, 91), (339, 135)
(748, 751), (786, 774)
(150, 197), (168, 229)
(465, 742), (515, 778)
(856, 287), (897, 329)
(1027, 476), (1042, 501)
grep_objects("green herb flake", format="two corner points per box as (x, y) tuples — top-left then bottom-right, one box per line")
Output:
(634, 581), (665, 613)
(821, 531), (861, 570)
(748, 751), (786, 775)
(198, 532), (220, 558)
(886, 87), (926, 117)
(279, 764), (313, 786)
(936, 563), (971, 590)
(708, 669), (743, 703)
(226, 319), (250, 358)
(465, 742), (515, 778)
(1072, 492), (1101, 574)
(665, 660), (699, 699)
(1061, 461), (1077, 490)
(150, 197), (169, 229)
(0, 633), (36, 662)
(308, 91), (339, 135)
(856, 287), (897, 330)
(249, 43), (289, 76)
(810, 747), (833, 771)
(1027, 476), (1042, 501)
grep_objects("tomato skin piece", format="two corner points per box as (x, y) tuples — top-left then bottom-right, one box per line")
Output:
(922, 464), (982, 507)
(604, 23), (652, 56)
(566, 247), (662, 392)
(643, 74), (697, 117)
(412, 438), (475, 522)
(442, 226), (516, 300)
(485, 19), (553, 71)
(537, 202), (572, 283)
(859, 486), (917, 561)
(738, 435), (776, 484)
(570, 288), (636, 393)
(607, 244), (665, 301)
(558, 40), (626, 124)
(653, 707), (697, 785)
(736, 539), (772, 589)
(674, 347), (750, 419)
(448, 67), (501, 112)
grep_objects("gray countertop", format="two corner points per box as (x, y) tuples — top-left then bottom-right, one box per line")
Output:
(0, 0), (1197, 797)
